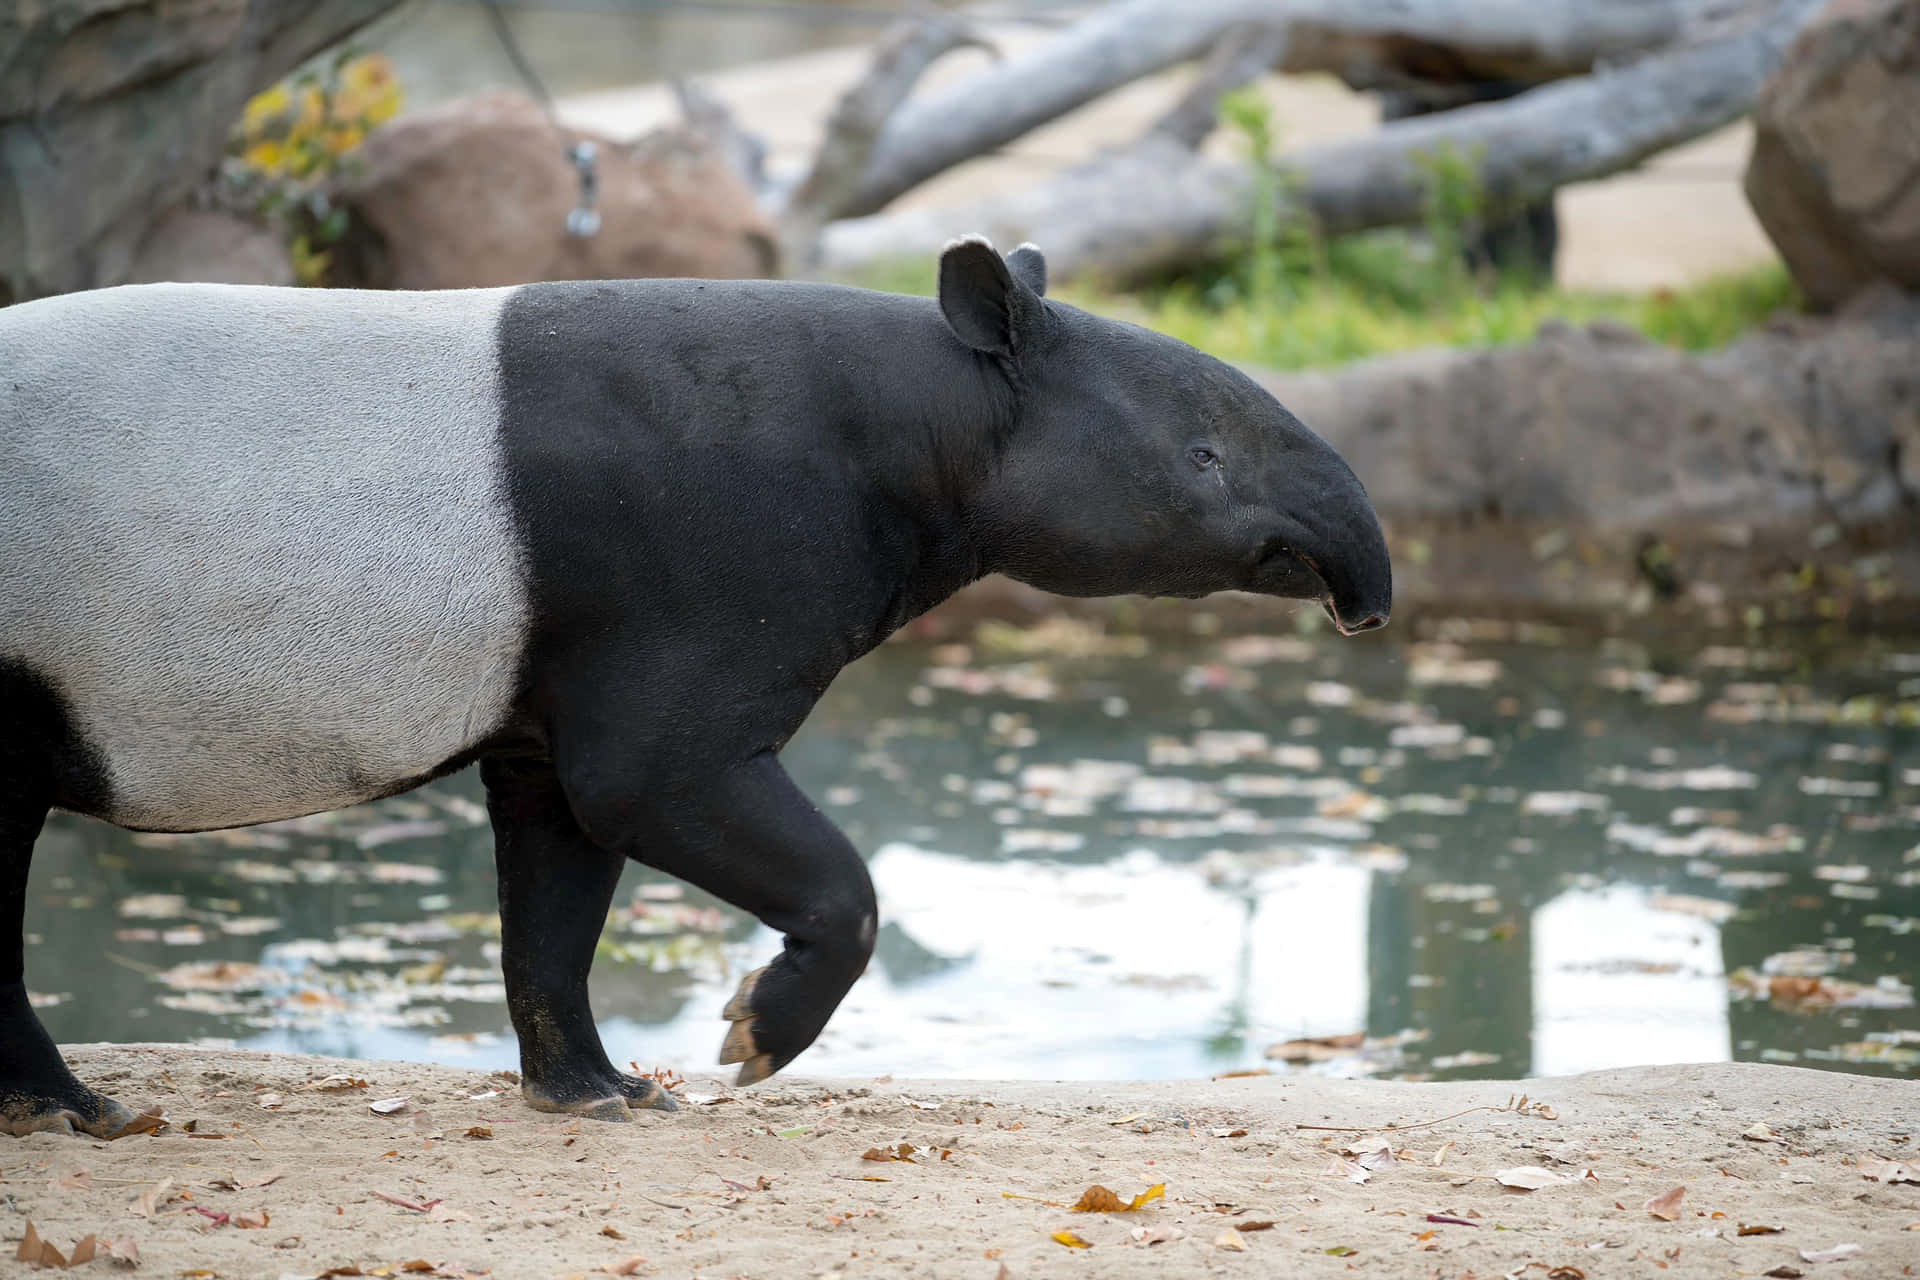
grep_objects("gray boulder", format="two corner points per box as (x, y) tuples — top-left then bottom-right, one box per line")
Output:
(0, 0), (399, 304)
(1744, 0), (1920, 311)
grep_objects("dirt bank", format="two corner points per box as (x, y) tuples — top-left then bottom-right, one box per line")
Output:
(4, 1048), (1916, 1278)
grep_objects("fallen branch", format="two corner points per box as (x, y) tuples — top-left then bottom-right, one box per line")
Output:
(780, 15), (995, 269)
(818, 0), (1824, 283)
(838, 0), (1698, 218)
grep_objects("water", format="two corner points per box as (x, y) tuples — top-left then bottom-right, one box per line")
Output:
(26, 617), (1920, 1085)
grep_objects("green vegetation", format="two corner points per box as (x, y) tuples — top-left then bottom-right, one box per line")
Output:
(839, 87), (1798, 371)
(840, 241), (1798, 372)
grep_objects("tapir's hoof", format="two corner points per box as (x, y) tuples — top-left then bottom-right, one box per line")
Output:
(718, 966), (781, 1087)
(521, 1083), (633, 1124)
(618, 1076), (679, 1112)
(0, 1087), (140, 1140)
(722, 966), (765, 1021)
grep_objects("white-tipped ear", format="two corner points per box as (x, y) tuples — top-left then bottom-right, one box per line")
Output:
(937, 236), (1016, 356)
(1006, 243), (1047, 297)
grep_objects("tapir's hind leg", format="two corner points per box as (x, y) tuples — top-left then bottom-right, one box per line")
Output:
(481, 755), (678, 1122)
(0, 790), (138, 1138)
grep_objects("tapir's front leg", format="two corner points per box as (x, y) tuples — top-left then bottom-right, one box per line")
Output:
(481, 756), (678, 1120)
(561, 751), (877, 1087)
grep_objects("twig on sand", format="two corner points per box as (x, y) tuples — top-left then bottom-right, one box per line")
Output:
(1296, 1094), (1557, 1135)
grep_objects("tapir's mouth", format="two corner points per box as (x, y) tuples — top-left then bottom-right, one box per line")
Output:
(1321, 597), (1389, 636)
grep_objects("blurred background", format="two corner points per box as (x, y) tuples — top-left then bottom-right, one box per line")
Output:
(3, 0), (1916, 1087)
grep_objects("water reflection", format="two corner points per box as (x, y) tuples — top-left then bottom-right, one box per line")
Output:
(26, 621), (1920, 1082)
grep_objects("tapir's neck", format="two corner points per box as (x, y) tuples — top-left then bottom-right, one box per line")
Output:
(825, 297), (1017, 645)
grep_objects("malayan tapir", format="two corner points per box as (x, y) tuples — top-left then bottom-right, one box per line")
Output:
(0, 237), (1390, 1137)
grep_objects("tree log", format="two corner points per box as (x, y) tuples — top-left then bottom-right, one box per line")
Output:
(0, 0), (401, 303)
(818, 0), (1822, 284)
(778, 15), (995, 270)
(838, 0), (1698, 220)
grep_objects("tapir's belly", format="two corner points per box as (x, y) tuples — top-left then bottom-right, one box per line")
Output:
(0, 284), (530, 831)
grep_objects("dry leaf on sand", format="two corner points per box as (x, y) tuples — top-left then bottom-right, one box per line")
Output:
(1799, 1243), (1863, 1264)
(1643, 1185), (1686, 1221)
(1071, 1182), (1165, 1212)
(602, 1255), (648, 1275)
(1051, 1230), (1092, 1248)
(1129, 1225), (1182, 1245)
(369, 1095), (411, 1114)
(52, 1168), (91, 1191)
(1859, 1159), (1919, 1184)
(1213, 1231), (1248, 1252)
(1497, 1166), (1564, 1190)
(131, 1177), (180, 1217)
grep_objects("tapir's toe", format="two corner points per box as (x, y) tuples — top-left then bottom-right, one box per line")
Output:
(721, 966), (765, 1021)
(719, 1017), (758, 1066)
(718, 966), (780, 1087)
(619, 1076), (679, 1112)
(521, 1082), (633, 1124)
(1, 1086), (141, 1140)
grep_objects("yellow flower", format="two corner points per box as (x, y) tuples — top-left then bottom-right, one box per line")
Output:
(241, 83), (290, 132)
(242, 139), (286, 175)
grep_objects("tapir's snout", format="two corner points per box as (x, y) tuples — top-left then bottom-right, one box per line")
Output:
(1278, 455), (1393, 638)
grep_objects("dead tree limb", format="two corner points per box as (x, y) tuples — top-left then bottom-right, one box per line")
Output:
(839, 0), (1697, 219)
(817, 0), (1822, 284)
(1149, 23), (1292, 150)
(778, 15), (995, 270)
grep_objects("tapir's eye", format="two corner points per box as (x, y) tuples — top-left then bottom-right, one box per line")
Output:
(1188, 446), (1220, 470)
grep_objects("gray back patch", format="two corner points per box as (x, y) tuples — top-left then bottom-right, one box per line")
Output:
(0, 284), (530, 830)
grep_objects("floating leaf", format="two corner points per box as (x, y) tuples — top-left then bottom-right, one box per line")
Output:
(1051, 1230), (1092, 1249)
(1071, 1182), (1164, 1212)
(1497, 1166), (1563, 1190)
(1643, 1185), (1686, 1221)
(1265, 1032), (1365, 1063)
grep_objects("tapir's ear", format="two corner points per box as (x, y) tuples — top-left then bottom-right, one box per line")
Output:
(1006, 243), (1047, 297)
(937, 235), (1041, 357)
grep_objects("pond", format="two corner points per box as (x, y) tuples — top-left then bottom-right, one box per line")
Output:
(26, 615), (1920, 1086)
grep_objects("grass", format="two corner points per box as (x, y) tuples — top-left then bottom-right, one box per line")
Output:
(836, 230), (1800, 373)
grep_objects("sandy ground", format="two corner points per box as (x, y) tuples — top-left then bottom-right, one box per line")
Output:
(557, 28), (1775, 292)
(3, 1048), (1915, 1279)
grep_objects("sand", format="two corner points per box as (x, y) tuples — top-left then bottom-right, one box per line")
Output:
(3, 1047), (1916, 1278)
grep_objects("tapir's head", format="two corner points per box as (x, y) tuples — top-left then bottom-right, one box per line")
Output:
(942, 237), (1392, 635)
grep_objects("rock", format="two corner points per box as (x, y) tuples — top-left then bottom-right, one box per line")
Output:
(126, 206), (293, 287)
(0, 0), (402, 304)
(1744, 0), (1920, 310)
(326, 91), (777, 290)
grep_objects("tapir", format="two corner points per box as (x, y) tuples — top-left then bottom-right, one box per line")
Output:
(0, 237), (1390, 1137)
